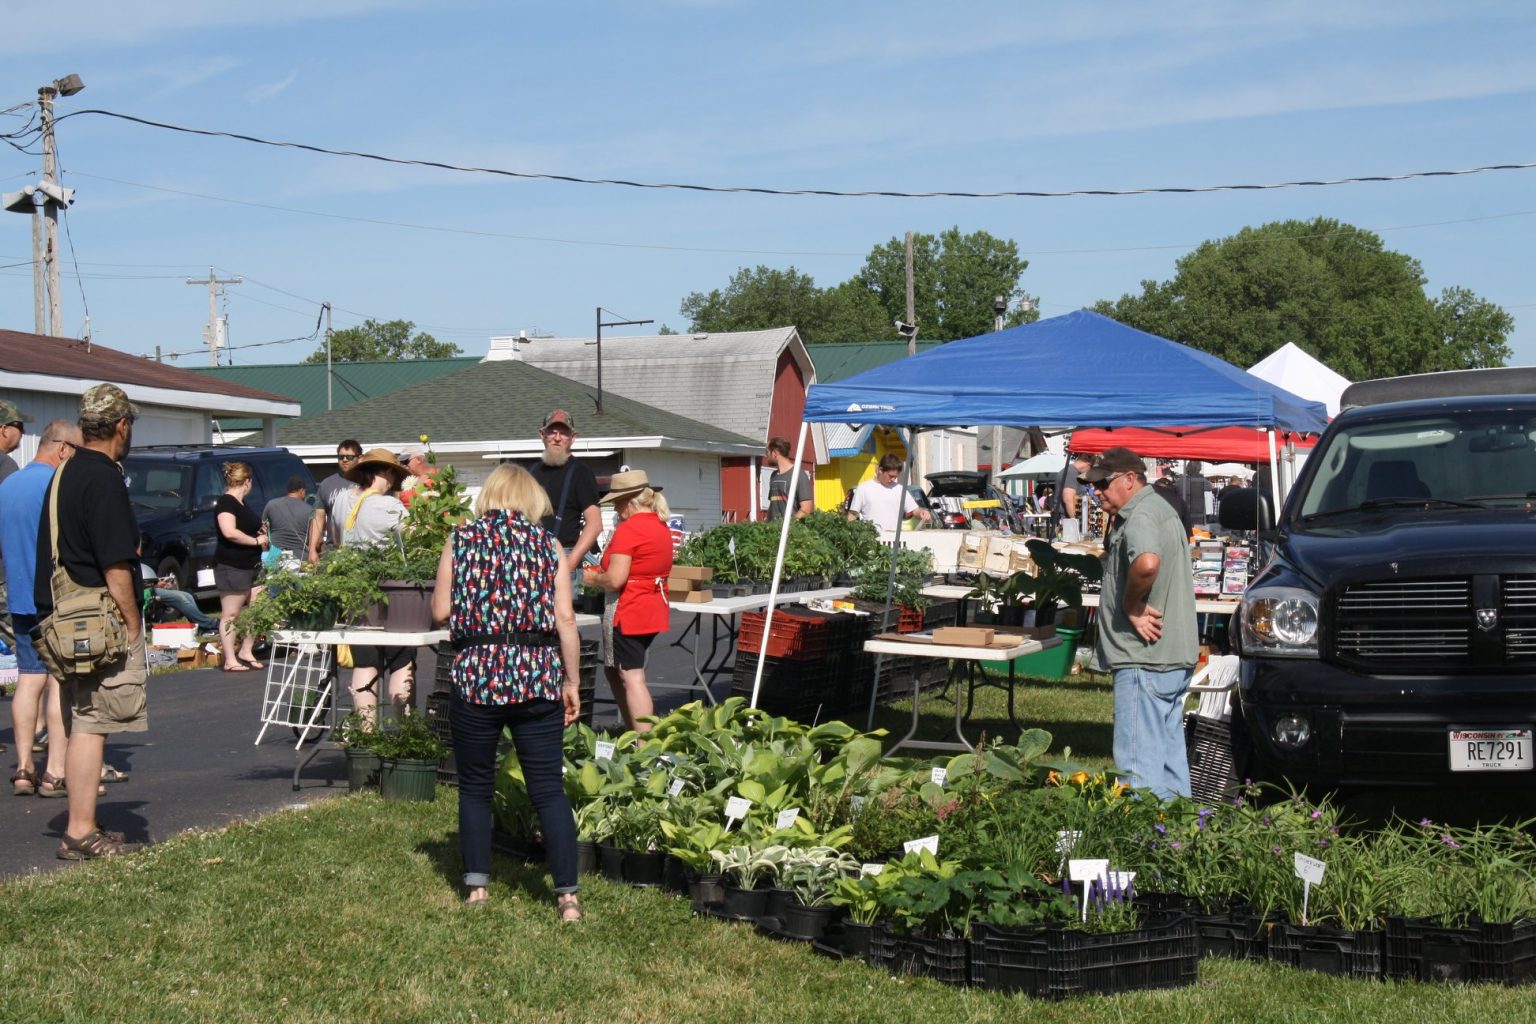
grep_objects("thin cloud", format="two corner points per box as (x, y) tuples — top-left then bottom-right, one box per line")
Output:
(246, 73), (298, 104)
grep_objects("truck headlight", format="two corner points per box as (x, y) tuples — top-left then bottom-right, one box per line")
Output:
(1241, 585), (1319, 658)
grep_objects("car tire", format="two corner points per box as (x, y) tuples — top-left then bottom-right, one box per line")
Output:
(156, 556), (188, 592)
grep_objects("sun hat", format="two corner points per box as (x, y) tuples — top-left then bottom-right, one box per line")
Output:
(346, 447), (410, 485)
(599, 468), (662, 505)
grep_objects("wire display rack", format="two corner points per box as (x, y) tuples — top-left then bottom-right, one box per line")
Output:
(256, 641), (338, 748)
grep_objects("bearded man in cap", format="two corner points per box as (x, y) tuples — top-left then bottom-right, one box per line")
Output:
(35, 384), (147, 859)
(1080, 447), (1197, 800)
(527, 409), (601, 589)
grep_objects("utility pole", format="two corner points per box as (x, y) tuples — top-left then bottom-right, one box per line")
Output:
(593, 308), (653, 415)
(186, 267), (241, 366)
(39, 85), (62, 337)
(324, 303), (334, 410)
(904, 232), (917, 357)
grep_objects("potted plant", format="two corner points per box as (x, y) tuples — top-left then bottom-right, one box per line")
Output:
(337, 711), (381, 793)
(662, 819), (730, 910)
(373, 713), (447, 802)
(981, 539), (1103, 678)
(850, 545), (933, 633)
(710, 843), (789, 920)
(611, 800), (667, 887)
(780, 846), (859, 940)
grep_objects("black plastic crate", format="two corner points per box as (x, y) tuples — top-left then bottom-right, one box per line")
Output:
(868, 925), (969, 986)
(730, 652), (838, 723)
(1268, 923), (1384, 980)
(1185, 713), (1240, 805)
(424, 690), (453, 745)
(969, 916), (1200, 999)
(1385, 915), (1536, 985)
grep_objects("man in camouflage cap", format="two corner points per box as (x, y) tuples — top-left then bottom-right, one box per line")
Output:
(0, 398), (33, 674)
(35, 382), (147, 859)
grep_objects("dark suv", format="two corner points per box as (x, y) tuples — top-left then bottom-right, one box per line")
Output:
(124, 445), (312, 592)
(1225, 368), (1536, 790)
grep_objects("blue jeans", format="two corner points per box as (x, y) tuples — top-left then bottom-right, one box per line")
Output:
(448, 691), (578, 894)
(153, 588), (219, 633)
(1111, 666), (1193, 801)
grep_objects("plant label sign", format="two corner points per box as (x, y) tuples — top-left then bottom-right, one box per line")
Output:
(903, 835), (939, 856)
(1108, 870), (1136, 894)
(1293, 853), (1327, 885)
(1068, 858), (1111, 923)
(861, 863), (884, 876)
(775, 808), (801, 830)
(667, 778), (686, 798)
(723, 796), (752, 828)
(594, 741), (616, 762)
(1055, 829), (1082, 871)
(850, 795), (866, 815)
(929, 766), (947, 787)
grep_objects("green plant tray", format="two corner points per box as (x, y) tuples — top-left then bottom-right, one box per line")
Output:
(981, 627), (1082, 678)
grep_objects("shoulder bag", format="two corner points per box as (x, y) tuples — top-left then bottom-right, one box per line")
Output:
(33, 460), (130, 677)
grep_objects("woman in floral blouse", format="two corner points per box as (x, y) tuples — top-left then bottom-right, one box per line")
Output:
(431, 463), (583, 918)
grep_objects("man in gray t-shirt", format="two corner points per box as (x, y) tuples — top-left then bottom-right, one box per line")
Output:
(316, 440), (363, 549)
(263, 476), (319, 562)
(1081, 447), (1197, 801)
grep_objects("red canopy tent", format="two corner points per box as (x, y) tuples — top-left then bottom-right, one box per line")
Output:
(1067, 426), (1317, 463)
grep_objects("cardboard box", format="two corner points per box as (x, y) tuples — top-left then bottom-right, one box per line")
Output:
(984, 535), (1014, 576)
(1008, 538), (1039, 576)
(667, 581), (695, 600)
(670, 565), (714, 583)
(958, 532), (994, 571)
(932, 626), (995, 647)
(675, 589), (712, 604)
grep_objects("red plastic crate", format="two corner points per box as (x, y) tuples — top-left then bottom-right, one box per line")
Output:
(738, 610), (832, 661)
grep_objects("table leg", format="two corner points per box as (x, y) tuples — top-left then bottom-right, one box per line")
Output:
(950, 661), (974, 751)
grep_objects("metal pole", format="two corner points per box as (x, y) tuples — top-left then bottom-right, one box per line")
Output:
(30, 196), (44, 334)
(749, 420), (809, 710)
(39, 86), (61, 337)
(324, 303), (334, 410)
(595, 306), (603, 414)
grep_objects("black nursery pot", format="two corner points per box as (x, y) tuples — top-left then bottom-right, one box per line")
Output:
(663, 855), (691, 895)
(721, 885), (769, 920)
(689, 873), (725, 912)
(781, 902), (839, 941)
(764, 887), (796, 923)
(597, 842), (626, 883)
(624, 849), (666, 888)
(839, 921), (876, 962)
(574, 840), (598, 877)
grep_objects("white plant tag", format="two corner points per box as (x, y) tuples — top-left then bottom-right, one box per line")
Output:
(903, 835), (939, 856)
(775, 808), (800, 830)
(667, 778), (686, 797)
(1293, 853), (1326, 885)
(1055, 829), (1082, 871)
(850, 795), (866, 815)
(724, 796), (752, 824)
(1107, 870), (1136, 894)
(594, 741), (616, 762)
(1067, 858), (1110, 884)
(929, 766), (947, 787)
(860, 863), (884, 876)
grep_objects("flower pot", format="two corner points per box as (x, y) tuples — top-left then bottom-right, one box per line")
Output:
(345, 748), (380, 792)
(720, 884), (769, 920)
(575, 840), (599, 877)
(983, 626), (1083, 678)
(689, 872), (724, 912)
(597, 842), (626, 883)
(663, 855), (691, 895)
(623, 848), (666, 888)
(764, 886), (796, 923)
(839, 921), (877, 963)
(379, 580), (434, 633)
(781, 901), (839, 941)
(378, 757), (437, 802)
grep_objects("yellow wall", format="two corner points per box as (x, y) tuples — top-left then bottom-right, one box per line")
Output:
(813, 427), (910, 510)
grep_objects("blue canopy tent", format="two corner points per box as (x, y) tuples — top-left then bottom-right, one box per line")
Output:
(748, 310), (1328, 715)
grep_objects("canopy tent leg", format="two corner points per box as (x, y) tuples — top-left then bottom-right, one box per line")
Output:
(1266, 429), (1281, 527)
(749, 421), (810, 710)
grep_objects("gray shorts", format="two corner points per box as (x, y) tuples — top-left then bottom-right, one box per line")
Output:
(214, 563), (260, 593)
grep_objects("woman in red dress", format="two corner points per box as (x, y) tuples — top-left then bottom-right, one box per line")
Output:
(582, 469), (672, 732)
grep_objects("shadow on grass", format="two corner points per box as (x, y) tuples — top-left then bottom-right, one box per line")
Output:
(416, 830), (557, 904)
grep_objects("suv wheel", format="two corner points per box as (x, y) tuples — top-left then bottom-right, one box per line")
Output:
(156, 556), (188, 592)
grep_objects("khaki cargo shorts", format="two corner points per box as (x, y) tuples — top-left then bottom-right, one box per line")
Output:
(63, 635), (149, 735)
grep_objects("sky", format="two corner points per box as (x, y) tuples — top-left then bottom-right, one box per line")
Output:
(3, 0), (1534, 372)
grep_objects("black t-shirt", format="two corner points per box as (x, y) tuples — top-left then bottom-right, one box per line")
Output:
(33, 447), (140, 617)
(215, 494), (263, 569)
(527, 458), (600, 547)
(766, 468), (812, 520)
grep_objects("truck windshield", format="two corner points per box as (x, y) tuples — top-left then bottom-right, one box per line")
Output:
(1296, 412), (1536, 518)
(124, 463), (193, 514)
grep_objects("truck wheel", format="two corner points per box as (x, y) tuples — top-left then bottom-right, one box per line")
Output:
(156, 556), (188, 592)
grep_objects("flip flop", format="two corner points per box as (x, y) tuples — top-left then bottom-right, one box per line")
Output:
(238, 657), (266, 670)
(221, 663), (252, 673)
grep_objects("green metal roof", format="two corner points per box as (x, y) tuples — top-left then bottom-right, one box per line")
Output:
(275, 360), (757, 447)
(807, 341), (942, 383)
(193, 358), (481, 430)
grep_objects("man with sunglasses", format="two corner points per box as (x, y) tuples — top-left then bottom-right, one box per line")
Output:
(316, 440), (364, 549)
(1080, 447), (1197, 801)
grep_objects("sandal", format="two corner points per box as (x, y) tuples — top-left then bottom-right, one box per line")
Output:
(464, 890), (490, 908)
(37, 772), (107, 798)
(57, 828), (141, 861)
(99, 765), (130, 785)
(11, 767), (37, 796)
(556, 893), (583, 923)
(221, 663), (251, 673)
(238, 657), (266, 670)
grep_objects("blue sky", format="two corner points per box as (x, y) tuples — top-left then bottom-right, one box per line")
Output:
(4, 0), (1534, 371)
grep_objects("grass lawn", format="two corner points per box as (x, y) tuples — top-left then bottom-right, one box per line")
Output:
(3, 794), (1534, 1024)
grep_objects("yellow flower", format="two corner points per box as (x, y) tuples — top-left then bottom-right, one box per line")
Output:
(419, 433), (430, 443)
(1069, 771), (1090, 786)
(1112, 781), (1129, 797)
(1046, 770), (1061, 786)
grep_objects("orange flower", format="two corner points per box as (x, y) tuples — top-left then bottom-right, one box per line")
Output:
(1069, 771), (1090, 786)
(1046, 770), (1062, 786)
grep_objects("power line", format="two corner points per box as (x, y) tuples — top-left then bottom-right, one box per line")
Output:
(57, 108), (1536, 200)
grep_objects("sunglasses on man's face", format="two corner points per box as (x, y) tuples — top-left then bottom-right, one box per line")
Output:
(337, 453), (360, 462)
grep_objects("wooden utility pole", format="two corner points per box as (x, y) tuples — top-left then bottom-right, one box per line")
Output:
(38, 86), (63, 337)
(186, 268), (241, 366)
(904, 232), (916, 357)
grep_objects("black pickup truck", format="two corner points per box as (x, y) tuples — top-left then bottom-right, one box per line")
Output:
(1223, 367), (1536, 790)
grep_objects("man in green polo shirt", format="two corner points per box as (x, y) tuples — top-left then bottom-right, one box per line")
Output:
(1082, 447), (1197, 800)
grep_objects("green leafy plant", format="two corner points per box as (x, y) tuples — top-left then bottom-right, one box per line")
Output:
(850, 544), (933, 611)
(997, 539), (1103, 623)
(336, 711), (379, 752)
(372, 713), (447, 762)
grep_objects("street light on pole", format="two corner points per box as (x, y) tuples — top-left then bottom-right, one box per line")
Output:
(39, 74), (83, 338)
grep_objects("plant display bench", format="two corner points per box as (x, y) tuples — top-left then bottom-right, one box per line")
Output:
(668, 587), (851, 703)
(863, 633), (1055, 755)
(268, 627), (449, 790)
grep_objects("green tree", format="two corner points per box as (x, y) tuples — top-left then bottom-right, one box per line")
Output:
(677, 228), (1038, 343)
(1092, 218), (1512, 379)
(306, 319), (461, 363)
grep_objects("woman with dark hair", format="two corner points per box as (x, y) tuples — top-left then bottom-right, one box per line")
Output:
(214, 460), (268, 672)
(336, 448), (414, 723)
(432, 463), (582, 917)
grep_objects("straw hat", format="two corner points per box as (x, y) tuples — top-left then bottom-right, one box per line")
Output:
(347, 447), (410, 486)
(600, 468), (662, 505)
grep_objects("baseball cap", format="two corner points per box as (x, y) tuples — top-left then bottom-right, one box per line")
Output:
(1079, 446), (1147, 483)
(0, 399), (32, 425)
(79, 383), (139, 423)
(541, 409), (575, 432)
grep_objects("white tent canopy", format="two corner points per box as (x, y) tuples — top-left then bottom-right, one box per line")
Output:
(997, 449), (1065, 479)
(1248, 342), (1351, 418)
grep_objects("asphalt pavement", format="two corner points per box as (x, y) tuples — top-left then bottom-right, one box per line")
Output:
(0, 620), (723, 880)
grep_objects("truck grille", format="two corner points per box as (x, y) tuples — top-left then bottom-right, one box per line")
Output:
(1334, 579), (1470, 663)
(1332, 576), (1536, 671)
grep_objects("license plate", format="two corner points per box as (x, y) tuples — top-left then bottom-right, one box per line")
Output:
(1449, 728), (1534, 772)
